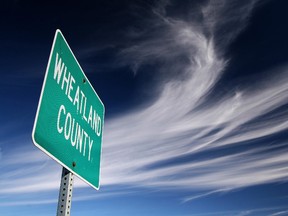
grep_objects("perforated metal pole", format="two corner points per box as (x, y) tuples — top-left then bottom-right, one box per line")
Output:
(57, 167), (74, 216)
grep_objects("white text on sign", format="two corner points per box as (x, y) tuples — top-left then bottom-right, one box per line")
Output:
(53, 53), (102, 161)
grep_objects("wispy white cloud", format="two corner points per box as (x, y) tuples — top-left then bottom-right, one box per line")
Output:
(269, 210), (288, 216)
(178, 206), (288, 216)
(181, 188), (231, 203)
(0, 198), (57, 207)
(0, 145), (61, 194)
(101, 0), (288, 192)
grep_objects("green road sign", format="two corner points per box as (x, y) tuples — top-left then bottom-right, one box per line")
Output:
(32, 30), (105, 190)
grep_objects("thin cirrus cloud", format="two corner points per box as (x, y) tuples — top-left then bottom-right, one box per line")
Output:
(1, 0), (288, 206)
(180, 207), (288, 216)
(101, 0), (288, 190)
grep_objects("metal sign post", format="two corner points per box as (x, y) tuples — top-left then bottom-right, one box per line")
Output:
(57, 167), (74, 216)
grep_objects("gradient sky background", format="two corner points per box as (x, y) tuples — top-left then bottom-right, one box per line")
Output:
(1, 0), (288, 215)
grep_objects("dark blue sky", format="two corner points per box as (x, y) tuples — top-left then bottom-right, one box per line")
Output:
(1, 0), (288, 215)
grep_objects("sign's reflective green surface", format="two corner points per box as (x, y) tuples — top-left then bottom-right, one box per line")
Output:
(32, 30), (105, 190)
